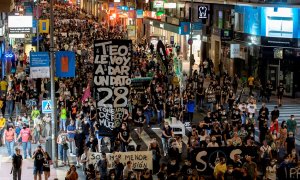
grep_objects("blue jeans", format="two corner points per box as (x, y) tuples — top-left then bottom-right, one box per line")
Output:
(22, 142), (31, 159)
(60, 118), (66, 131)
(157, 110), (164, 124)
(144, 110), (152, 125)
(207, 102), (214, 112)
(162, 138), (169, 155)
(58, 144), (67, 163)
(5, 140), (14, 157)
(6, 100), (14, 117)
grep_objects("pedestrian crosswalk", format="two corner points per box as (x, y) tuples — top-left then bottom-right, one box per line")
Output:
(130, 125), (191, 151)
(257, 103), (300, 127)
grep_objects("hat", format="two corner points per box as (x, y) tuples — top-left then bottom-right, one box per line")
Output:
(15, 147), (20, 151)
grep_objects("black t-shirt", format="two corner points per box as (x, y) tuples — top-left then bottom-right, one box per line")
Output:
(135, 114), (145, 124)
(12, 154), (23, 169)
(277, 85), (285, 95)
(34, 151), (44, 167)
(86, 139), (98, 152)
(120, 128), (130, 141)
(43, 156), (52, 171)
(204, 116), (212, 129)
(180, 165), (193, 176)
(156, 98), (164, 110)
(90, 109), (96, 121)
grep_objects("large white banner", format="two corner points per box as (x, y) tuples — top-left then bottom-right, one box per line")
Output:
(89, 151), (153, 170)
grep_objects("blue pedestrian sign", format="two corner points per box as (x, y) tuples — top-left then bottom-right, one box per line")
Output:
(42, 100), (52, 113)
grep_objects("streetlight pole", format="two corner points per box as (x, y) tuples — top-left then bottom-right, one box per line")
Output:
(36, 1), (39, 52)
(50, 0), (58, 168)
(189, 0), (194, 76)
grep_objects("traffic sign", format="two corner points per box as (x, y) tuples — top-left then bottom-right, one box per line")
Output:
(188, 38), (193, 45)
(42, 100), (52, 113)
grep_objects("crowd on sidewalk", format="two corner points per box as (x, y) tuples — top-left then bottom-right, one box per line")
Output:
(0, 1), (299, 180)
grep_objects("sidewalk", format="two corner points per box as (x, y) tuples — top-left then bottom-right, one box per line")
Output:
(0, 143), (85, 180)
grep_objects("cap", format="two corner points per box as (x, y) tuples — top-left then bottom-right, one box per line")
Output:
(15, 147), (20, 151)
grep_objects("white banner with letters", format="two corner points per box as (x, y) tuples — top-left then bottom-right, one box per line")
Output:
(89, 151), (153, 170)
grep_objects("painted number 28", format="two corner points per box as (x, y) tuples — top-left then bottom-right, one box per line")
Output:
(97, 87), (128, 108)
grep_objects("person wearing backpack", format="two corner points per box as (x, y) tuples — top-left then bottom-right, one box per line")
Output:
(12, 147), (23, 180)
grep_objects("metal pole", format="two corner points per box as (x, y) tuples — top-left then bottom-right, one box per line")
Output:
(36, 2), (39, 52)
(189, 0), (194, 76)
(50, 0), (58, 168)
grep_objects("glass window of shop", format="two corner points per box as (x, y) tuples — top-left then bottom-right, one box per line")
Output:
(150, 26), (180, 46)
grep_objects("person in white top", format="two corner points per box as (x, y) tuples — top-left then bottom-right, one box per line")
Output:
(247, 101), (257, 116)
(33, 115), (43, 144)
(42, 114), (51, 137)
(265, 159), (277, 180)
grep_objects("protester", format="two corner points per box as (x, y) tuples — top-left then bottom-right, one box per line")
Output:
(12, 147), (22, 180)
(32, 145), (45, 180)
(4, 124), (16, 158)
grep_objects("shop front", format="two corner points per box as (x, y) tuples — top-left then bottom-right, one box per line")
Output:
(143, 18), (192, 60)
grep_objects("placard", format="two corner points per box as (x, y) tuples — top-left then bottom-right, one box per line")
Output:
(89, 151), (153, 170)
(94, 40), (132, 136)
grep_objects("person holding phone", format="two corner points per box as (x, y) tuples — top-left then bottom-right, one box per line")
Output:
(32, 145), (45, 180)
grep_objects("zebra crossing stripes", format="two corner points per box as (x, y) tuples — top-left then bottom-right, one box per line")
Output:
(131, 126), (191, 151)
(257, 103), (300, 126)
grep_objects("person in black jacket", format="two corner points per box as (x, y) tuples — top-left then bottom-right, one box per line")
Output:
(74, 127), (85, 167)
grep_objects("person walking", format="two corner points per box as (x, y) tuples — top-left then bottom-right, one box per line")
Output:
(67, 120), (76, 155)
(60, 106), (67, 131)
(42, 152), (52, 180)
(4, 125), (16, 158)
(12, 147), (22, 180)
(57, 130), (69, 166)
(32, 145), (45, 180)
(17, 124), (32, 159)
(97, 152), (108, 180)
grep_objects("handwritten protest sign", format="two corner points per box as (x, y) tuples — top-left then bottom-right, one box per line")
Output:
(89, 151), (153, 170)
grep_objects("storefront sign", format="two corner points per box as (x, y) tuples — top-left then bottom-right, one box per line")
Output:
(136, 9), (144, 19)
(30, 52), (50, 78)
(143, 11), (161, 20)
(153, 1), (164, 8)
(164, 3), (176, 9)
(170, 36), (174, 44)
(191, 147), (258, 175)
(230, 44), (240, 58)
(94, 40), (132, 135)
(221, 29), (233, 41)
(128, 10), (135, 19)
(89, 151), (153, 170)
(234, 32), (261, 45)
(261, 36), (297, 47)
(198, 5), (209, 19)
(166, 16), (180, 26)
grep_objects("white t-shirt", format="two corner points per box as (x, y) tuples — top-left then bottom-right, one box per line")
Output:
(247, 103), (256, 114)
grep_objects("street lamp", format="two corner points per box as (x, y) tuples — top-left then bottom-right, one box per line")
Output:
(50, 0), (58, 168)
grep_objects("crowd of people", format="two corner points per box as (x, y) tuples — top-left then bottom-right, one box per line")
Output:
(0, 1), (298, 180)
